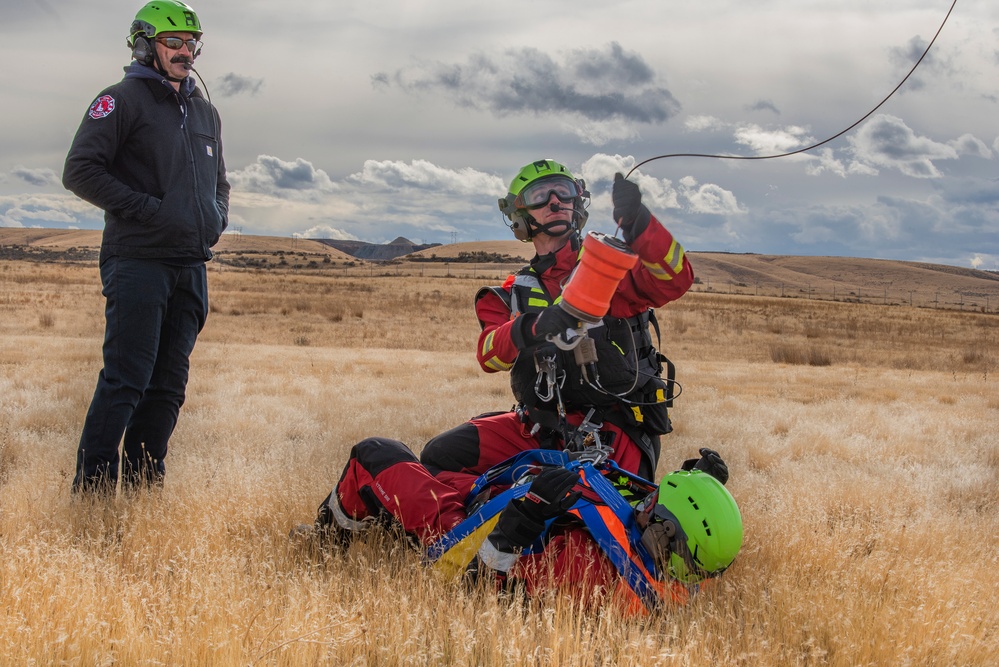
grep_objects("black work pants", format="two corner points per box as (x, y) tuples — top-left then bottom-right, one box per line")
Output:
(73, 256), (208, 493)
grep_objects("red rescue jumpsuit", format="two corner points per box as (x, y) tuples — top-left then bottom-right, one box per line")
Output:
(421, 216), (694, 493)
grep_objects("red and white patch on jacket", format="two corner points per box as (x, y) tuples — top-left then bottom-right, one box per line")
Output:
(88, 95), (116, 119)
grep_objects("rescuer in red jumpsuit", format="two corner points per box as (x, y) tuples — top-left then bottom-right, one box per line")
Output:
(420, 159), (694, 489)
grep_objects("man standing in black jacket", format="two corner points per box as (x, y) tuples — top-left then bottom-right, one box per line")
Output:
(63, 0), (230, 494)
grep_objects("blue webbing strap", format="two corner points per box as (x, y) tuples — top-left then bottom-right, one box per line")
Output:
(571, 464), (663, 611)
(462, 449), (572, 507)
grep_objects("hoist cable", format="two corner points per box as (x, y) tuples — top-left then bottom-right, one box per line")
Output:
(626, 0), (958, 179)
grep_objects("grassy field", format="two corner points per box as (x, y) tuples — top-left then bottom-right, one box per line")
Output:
(1, 257), (997, 665)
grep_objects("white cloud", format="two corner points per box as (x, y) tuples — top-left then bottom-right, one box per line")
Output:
(967, 254), (999, 271)
(0, 193), (98, 228)
(225, 158), (505, 242)
(684, 115), (726, 132)
(849, 114), (958, 178)
(579, 154), (634, 183)
(734, 123), (814, 156)
(580, 154), (681, 212)
(847, 161), (880, 177)
(949, 134), (993, 159)
(804, 148), (847, 178)
(348, 159), (503, 195)
(228, 156), (337, 200)
(678, 177), (745, 215)
(295, 225), (358, 241)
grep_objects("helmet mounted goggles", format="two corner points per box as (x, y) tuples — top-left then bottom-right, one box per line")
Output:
(636, 493), (725, 584)
(498, 159), (591, 241)
(512, 175), (583, 211)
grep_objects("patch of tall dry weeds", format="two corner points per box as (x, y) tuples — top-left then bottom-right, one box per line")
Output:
(1, 259), (997, 665)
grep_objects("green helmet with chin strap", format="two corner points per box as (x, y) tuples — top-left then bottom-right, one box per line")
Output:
(498, 159), (589, 242)
(130, 1), (203, 42)
(639, 469), (743, 584)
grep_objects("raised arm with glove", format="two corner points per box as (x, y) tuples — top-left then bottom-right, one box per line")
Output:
(612, 173), (651, 245)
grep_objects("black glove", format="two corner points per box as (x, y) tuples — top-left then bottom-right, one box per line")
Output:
(681, 448), (729, 485)
(531, 305), (584, 345)
(492, 467), (581, 549)
(612, 173), (651, 244)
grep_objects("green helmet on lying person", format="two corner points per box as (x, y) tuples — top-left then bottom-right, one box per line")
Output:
(498, 159), (590, 242)
(636, 469), (744, 584)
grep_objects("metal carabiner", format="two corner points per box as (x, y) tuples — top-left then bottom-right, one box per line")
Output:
(534, 354), (558, 403)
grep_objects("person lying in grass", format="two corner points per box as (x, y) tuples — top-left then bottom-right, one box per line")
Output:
(293, 437), (741, 614)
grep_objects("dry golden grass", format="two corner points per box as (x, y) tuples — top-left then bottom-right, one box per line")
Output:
(1, 258), (997, 665)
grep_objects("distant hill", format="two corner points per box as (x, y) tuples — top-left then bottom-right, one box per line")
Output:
(405, 240), (535, 262)
(317, 237), (442, 261)
(2, 228), (997, 311)
(407, 241), (999, 308)
(0, 228), (357, 262)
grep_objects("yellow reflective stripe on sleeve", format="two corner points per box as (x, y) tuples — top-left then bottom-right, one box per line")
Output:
(481, 330), (496, 357)
(481, 332), (513, 371)
(484, 357), (513, 372)
(641, 260), (672, 281)
(664, 240), (686, 274)
(641, 240), (687, 281)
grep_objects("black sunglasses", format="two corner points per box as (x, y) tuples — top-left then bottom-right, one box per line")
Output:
(156, 37), (201, 52)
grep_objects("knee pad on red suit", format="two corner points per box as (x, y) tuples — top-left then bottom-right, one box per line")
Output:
(420, 422), (483, 474)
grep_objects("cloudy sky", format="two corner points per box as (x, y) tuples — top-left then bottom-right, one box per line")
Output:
(1, 0), (996, 268)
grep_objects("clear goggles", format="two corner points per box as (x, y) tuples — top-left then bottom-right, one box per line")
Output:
(513, 176), (583, 210)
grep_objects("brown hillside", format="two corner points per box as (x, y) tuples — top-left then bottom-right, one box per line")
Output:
(691, 252), (999, 310)
(0, 228), (356, 262)
(406, 240), (998, 310)
(2, 229), (997, 311)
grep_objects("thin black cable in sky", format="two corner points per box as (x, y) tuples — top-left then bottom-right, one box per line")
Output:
(626, 0), (959, 179)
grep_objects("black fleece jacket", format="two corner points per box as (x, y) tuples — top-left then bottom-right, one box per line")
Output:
(63, 63), (230, 264)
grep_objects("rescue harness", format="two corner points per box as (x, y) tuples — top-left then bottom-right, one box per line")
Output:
(427, 447), (694, 612)
(477, 265), (680, 475)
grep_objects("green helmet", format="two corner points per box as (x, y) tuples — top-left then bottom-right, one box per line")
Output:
(638, 470), (743, 584)
(130, 1), (202, 41)
(497, 159), (589, 242)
